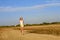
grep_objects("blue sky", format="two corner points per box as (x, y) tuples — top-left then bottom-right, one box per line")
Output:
(0, 0), (60, 26)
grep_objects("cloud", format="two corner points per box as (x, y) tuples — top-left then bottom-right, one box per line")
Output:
(0, 3), (60, 12)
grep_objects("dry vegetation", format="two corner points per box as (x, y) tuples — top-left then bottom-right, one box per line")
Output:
(14, 24), (60, 36)
(27, 26), (60, 36)
(0, 24), (60, 40)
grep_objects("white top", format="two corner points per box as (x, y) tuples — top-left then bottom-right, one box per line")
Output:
(20, 20), (24, 27)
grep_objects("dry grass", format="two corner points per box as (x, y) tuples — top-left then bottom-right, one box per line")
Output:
(27, 27), (60, 36)
(0, 24), (60, 40)
(13, 24), (60, 36)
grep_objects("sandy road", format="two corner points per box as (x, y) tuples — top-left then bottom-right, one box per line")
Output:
(0, 28), (60, 40)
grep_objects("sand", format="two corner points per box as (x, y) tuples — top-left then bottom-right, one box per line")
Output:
(0, 28), (60, 40)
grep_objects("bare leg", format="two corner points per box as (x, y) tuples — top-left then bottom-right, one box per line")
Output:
(21, 27), (24, 35)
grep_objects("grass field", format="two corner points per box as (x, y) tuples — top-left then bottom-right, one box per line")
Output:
(0, 24), (60, 40)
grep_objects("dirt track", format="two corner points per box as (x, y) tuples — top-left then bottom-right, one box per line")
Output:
(0, 28), (60, 40)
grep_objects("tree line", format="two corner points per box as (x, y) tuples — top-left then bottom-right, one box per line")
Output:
(16, 22), (60, 27)
(0, 22), (60, 27)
